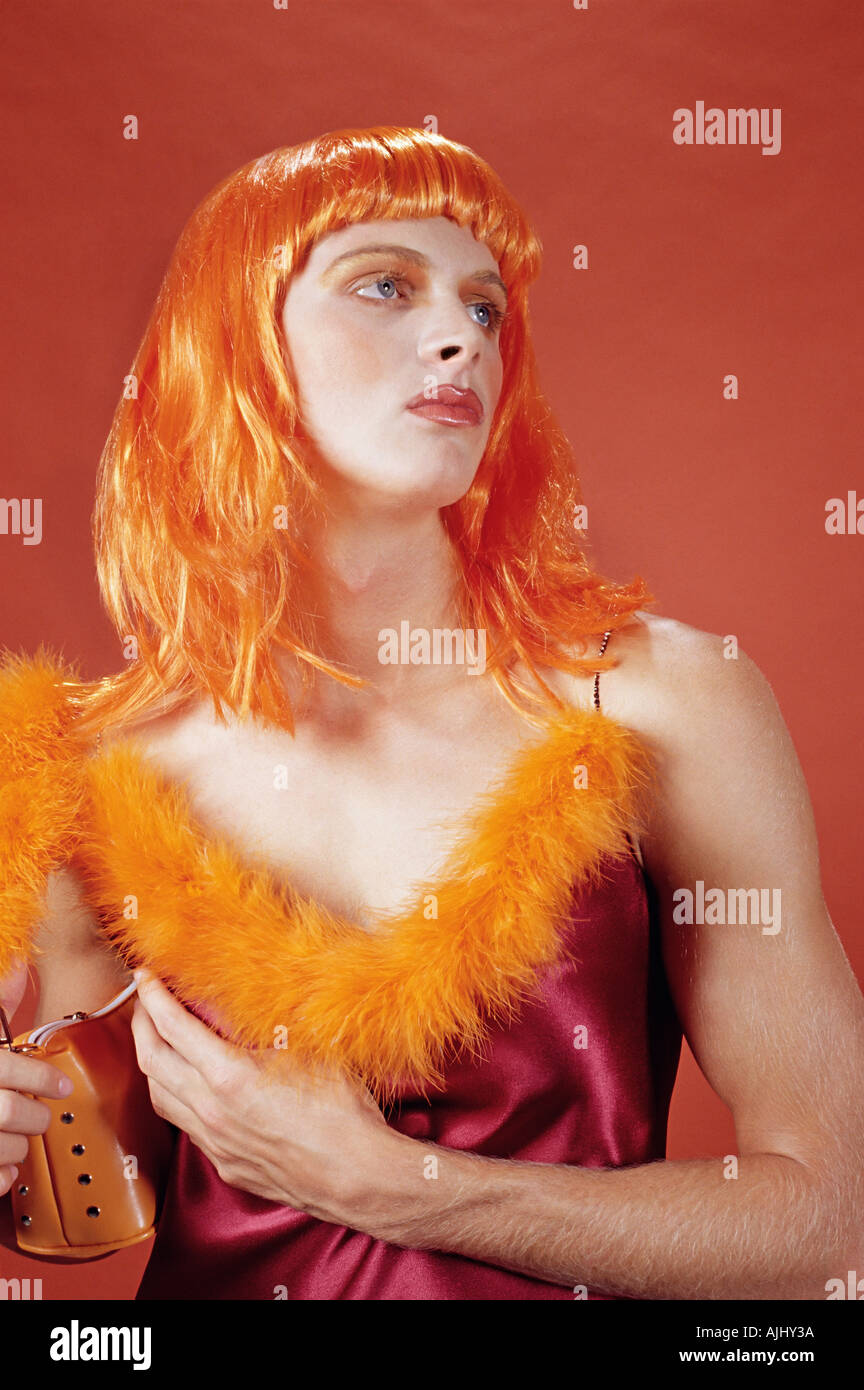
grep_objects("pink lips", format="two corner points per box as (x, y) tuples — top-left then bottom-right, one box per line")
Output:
(406, 384), (484, 427)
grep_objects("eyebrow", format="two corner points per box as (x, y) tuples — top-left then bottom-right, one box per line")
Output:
(319, 243), (508, 303)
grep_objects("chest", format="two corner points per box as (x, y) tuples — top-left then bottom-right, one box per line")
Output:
(134, 704), (566, 929)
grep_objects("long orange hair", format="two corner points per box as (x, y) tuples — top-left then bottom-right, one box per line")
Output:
(69, 125), (651, 737)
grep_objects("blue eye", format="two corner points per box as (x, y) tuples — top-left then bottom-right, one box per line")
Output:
(356, 276), (402, 302)
(468, 302), (496, 330)
(355, 273), (506, 333)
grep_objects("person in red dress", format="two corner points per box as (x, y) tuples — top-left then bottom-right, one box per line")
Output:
(1, 126), (861, 1300)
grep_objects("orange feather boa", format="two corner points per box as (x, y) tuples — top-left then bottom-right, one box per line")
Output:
(0, 650), (656, 1103)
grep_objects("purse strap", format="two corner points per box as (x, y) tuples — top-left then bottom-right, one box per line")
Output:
(0, 979), (138, 1053)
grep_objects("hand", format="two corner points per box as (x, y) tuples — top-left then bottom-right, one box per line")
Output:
(0, 961), (73, 1197)
(130, 968), (393, 1226)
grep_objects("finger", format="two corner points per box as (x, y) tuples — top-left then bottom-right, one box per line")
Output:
(0, 1049), (74, 1100)
(0, 1087), (53, 1136)
(145, 1075), (205, 1142)
(131, 999), (200, 1100)
(0, 1164), (21, 1198)
(0, 1131), (30, 1167)
(134, 972), (240, 1079)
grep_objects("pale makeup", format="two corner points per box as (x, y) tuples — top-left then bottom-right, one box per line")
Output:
(279, 215), (507, 514)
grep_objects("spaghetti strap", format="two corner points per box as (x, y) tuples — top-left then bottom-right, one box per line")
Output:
(593, 628), (644, 870)
(593, 629), (613, 713)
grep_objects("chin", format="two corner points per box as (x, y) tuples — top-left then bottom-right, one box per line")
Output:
(332, 452), (481, 507)
(394, 464), (480, 508)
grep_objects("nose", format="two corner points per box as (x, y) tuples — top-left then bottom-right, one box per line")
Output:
(415, 296), (486, 367)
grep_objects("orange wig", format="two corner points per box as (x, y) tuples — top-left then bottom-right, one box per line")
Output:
(70, 125), (651, 737)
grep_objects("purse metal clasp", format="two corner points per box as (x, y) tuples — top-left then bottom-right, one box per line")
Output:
(0, 1004), (40, 1054)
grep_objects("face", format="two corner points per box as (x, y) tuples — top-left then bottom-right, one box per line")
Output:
(279, 216), (507, 513)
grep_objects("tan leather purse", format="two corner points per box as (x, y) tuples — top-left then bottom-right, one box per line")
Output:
(0, 981), (176, 1259)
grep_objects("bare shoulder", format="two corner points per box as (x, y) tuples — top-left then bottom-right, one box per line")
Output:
(587, 609), (774, 729)
(542, 607), (783, 757)
(97, 692), (213, 767)
(51, 699), (207, 946)
(595, 613), (818, 876)
(557, 611), (815, 874)
(557, 608), (724, 691)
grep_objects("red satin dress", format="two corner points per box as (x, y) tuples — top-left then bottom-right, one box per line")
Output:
(135, 832), (682, 1301)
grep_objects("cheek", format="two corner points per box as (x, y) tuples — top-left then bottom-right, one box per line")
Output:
(288, 307), (389, 406)
(482, 355), (504, 424)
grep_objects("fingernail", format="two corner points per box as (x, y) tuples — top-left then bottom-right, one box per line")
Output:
(57, 1076), (73, 1096)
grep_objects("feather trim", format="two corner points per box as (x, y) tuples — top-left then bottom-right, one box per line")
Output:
(0, 650), (657, 1104)
(0, 648), (89, 980)
(75, 712), (655, 1103)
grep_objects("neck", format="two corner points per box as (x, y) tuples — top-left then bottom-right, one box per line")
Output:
(279, 508), (486, 722)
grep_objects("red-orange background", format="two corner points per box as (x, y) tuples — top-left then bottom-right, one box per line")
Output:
(1, 0), (861, 1298)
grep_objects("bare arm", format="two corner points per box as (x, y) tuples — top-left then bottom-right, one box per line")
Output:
(350, 623), (864, 1298)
